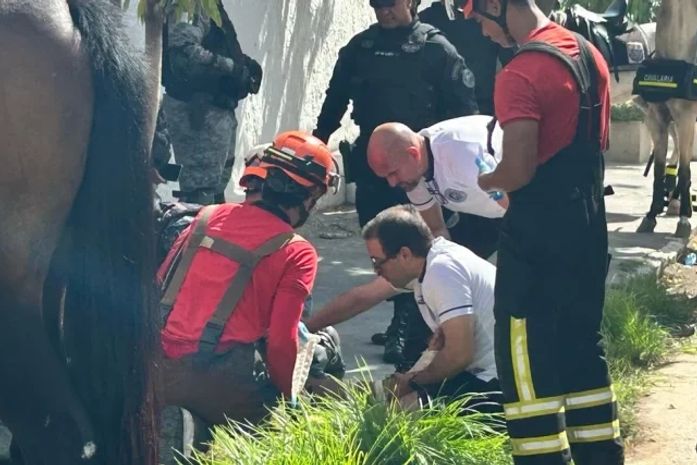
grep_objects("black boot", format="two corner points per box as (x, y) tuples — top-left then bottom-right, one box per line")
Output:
(383, 295), (409, 365)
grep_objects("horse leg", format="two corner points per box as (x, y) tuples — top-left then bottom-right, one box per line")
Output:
(664, 122), (682, 216)
(0, 3), (96, 463)
(667, 100), (697, 238)
(637, 103), (671, 233)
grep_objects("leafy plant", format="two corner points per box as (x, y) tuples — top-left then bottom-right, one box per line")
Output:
(611, 101), (645, 122)
(556, 0), (660, 24)
(193, 383), (512, 465)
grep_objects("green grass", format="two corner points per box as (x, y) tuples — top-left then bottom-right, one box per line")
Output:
(603, 274), (696, 436)
(188, 274), (695, 464)
(193, 385), (512, 465)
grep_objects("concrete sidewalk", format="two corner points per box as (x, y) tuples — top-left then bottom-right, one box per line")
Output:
(302, 162), (696, 382)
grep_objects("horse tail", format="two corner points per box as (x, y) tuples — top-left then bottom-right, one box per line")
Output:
(58, 1), (157, 463)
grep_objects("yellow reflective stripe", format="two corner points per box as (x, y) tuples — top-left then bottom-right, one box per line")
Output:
(638, 80), (678, 88)
(666, 166), (678, 176)
(568, 420), (621, 443)
(511, 432), (570, 456)
(565, 386), (616, 411)
(510, 317), (536, 401)
(693, 78), (697, 85)
(504, 396), (565, 420)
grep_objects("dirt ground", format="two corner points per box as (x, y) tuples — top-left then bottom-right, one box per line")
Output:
(626, 238), (697, 465)
(625, 352), (697, 465)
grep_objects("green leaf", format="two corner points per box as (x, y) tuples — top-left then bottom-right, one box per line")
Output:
(136, 0), (146, 20)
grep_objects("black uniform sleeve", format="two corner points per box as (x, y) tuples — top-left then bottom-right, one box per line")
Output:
(431, 37), (479, 119)
(313, 41), (355, 143)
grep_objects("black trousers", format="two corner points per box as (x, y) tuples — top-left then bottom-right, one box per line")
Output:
(494, 192), (623, 465)
(445, 210), (502, 259)
(422, 372), (503, 414)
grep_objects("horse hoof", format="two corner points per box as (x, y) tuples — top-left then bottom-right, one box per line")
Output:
(666, 198), (681, 217)
(675, 219), (692, 239)
(637, 216), (657, 233)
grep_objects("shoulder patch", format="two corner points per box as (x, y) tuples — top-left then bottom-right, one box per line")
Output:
(462, 67), (475, 88)
(444, 188), (467, 203)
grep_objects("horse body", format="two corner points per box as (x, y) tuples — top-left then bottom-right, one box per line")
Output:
(0, 0), (157, 464)
(637, 0), (697, 237)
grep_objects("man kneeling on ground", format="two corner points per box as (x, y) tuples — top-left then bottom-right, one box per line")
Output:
(157, 131), (339, 426)
(307, 205), (502, 410)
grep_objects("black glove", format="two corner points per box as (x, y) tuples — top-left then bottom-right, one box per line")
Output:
(244, 55), (263, 95)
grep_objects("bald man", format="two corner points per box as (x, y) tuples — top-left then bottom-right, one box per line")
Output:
(367, 115), (508, 259)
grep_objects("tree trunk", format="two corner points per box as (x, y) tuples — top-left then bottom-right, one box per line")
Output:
(142, 0), (164, 158)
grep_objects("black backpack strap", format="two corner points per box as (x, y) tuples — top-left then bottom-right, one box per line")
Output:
(515, 33), (602, 145)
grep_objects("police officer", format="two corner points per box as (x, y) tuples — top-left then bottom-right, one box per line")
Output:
(313, 0), (478, 365)
(419, 0), (514, 114)
(162, 1), (262, 205)
(465, 0), (623, 464)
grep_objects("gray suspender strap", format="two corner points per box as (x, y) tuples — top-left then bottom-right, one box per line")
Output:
(197, 231), (297, 354)
(160, 205), (218, 307)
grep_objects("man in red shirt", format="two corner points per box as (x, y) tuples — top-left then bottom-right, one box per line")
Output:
(157, 131), (338, 426)
(460, 1), (623, 464)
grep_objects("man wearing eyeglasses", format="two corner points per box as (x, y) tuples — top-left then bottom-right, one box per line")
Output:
(306, 205), (500, 409)
(313, 0), (478, 365)
(367, 115), (508, 260)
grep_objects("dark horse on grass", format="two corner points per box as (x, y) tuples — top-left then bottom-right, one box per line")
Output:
(0, 0), (157, 464)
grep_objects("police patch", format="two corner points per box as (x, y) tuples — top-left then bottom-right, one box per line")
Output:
(444, 188), (467, 203)
(462, 68), (475, 88)
(401, 42), (421, 53)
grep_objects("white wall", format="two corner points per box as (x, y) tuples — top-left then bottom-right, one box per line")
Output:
(123, 1), (439, 202)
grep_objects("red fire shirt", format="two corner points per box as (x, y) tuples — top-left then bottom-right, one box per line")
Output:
(494, 21), (611, 164)
(158, 203), (318, 396)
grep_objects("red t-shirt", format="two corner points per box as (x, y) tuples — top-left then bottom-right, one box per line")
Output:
(158, 203), (318, 397)
(494, 21), (610, 164)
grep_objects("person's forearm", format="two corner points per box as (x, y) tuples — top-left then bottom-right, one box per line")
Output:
(411, 349), (471, 386)
(479, 161), (534, 194)
(305, 293), (371, 332)
(432, 226), (451, 240)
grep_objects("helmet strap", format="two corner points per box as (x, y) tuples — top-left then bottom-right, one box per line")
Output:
(477, 0), (510, 36)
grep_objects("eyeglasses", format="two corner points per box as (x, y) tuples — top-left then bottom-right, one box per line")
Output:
(370, 255), (395, 270)
(370, 0), (396, 9)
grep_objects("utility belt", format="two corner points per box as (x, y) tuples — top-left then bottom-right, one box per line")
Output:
(633, 58), (697, 103)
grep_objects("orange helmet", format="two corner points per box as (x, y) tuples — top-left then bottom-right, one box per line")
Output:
(239, 144), (270, 188)
(260, 131), (340, 193)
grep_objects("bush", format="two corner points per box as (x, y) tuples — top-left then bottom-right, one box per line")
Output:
(193, 384), (512, 465)
(611, 102), (646, 122)
(557, 0), (660, 24)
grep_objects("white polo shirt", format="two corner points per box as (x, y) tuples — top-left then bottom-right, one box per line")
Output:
(407, 115), (505, 219)
(412, 237), (497, 382)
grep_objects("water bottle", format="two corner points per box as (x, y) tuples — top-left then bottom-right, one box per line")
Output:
(475, 156), (504, 201)
(684, 252), (697, 266)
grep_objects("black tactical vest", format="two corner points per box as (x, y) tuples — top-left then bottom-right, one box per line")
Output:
(350, 22), (442, 133)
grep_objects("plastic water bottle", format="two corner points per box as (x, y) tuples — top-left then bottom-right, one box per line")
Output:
(475, 156), (504, 201)
(684, 253), (697, 266)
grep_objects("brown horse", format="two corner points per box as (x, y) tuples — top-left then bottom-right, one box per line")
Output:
(636, 0), (697, 238)
(0, 0), (157, 464)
